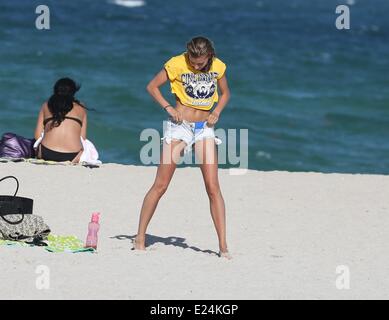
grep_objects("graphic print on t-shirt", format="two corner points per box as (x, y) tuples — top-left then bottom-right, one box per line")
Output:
(181, 72), (219, 103)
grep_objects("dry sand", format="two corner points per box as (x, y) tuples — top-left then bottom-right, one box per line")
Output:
(0, 162), (388, 299)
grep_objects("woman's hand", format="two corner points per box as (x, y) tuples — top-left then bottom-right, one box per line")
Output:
(206, 111), (220, 127)
(166, 106), (183, 123)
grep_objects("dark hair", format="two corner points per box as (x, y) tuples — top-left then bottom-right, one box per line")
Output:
(47, 78), (86, 128)
(186, 36), (216, 72)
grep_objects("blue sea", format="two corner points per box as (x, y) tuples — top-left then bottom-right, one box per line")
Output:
(0, 0), (388, 174)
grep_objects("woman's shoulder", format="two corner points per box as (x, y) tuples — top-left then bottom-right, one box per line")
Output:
(73, 101), (87, 112)
(165, 53), (186, 66)
(41, 101), (49, 114)
(212, 57), (226, 69)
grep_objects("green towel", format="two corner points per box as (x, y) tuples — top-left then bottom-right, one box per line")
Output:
(45, 234), (95, 253)
(0, 239), (30, 246)
(0, 235), (95, 253)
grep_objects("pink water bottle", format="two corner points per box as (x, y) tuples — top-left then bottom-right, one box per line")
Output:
(85, 212), (100, 249)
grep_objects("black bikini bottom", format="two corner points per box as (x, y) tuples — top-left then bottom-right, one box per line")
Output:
(40, 144), (80, 162)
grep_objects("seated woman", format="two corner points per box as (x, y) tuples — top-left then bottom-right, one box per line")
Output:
(34, 78), (88, 163)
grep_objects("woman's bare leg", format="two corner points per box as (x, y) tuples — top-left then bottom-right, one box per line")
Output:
(134, 139), (187, 249)
(195, 138), (230, 258)
(71, 149), (83, 164)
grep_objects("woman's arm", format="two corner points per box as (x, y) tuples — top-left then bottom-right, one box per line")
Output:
(207, 74), (231, 126)
(81, 112), (87, 140)
(147, 69), (170, 108)
(34, 103), (45, 140)
(147, 69), (182, 122)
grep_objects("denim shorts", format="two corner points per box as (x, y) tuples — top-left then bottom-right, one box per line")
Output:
(162, 119), (222, 153)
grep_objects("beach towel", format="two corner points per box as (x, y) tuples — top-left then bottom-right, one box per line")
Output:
(0, 157), (73, 165)
(0, 239), (30, 247)
(0, 157), (100, 168)
(44, 234), (95, 253)
(25, 158), (74, 165)
(0, 157), (25, 163)
(0, 234), (95, 253)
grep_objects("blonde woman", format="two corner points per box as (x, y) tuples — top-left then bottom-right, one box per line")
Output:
(134, 36), (231, 258)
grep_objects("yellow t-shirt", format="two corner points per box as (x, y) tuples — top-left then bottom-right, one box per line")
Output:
(164, 53), (227, 110)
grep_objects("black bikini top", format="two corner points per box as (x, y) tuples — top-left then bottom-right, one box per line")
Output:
(43, 116), (82, 127)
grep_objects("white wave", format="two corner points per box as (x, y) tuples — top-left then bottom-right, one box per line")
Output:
(108, 0), (146, 8)
(255, 151), (271, 160)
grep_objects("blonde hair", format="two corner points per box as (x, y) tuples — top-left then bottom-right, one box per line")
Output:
(186, 36), (216, 72)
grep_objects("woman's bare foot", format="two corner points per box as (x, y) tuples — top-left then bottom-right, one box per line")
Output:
(219, 250), (232, 260)
(132, 236), (146, 250)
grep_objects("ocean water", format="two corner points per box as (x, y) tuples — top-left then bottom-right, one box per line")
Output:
(0, 0), (388, 174)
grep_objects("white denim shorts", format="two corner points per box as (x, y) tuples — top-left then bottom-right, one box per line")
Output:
(162, 119), (222, 153)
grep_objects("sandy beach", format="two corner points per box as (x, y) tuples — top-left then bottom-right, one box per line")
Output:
(0, 162), (388, 300)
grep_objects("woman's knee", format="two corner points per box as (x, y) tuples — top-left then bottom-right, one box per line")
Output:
(152, 181), (169, 196)
(205, 181), (221, 199)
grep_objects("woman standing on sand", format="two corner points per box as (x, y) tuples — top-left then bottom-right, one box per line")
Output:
(134, 36), (231, 258)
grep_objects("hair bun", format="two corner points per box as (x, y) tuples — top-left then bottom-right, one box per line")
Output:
(56, 86), (72, 96)
(53, 78), (79, 97)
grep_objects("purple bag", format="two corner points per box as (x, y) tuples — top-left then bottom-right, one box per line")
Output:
(0, 132), (36, 159)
